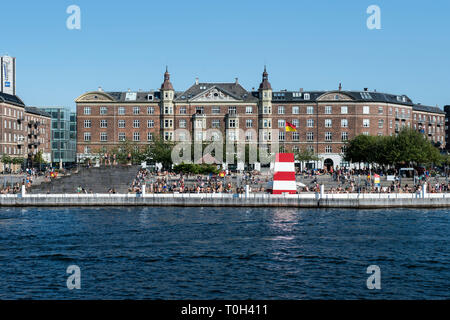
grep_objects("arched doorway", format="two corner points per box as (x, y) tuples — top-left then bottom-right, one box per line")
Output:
(324, 158), (334, 172)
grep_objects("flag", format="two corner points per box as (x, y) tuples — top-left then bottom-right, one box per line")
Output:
(285, 121), (297, 132)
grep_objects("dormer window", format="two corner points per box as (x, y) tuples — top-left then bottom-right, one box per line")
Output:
(147, 94), (153, 101)
(303, 93), (310, 100)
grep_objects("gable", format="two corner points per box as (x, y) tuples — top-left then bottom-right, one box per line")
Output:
(190, 86), (240, 102)
(75, 91), (115, 103)
(316, 92), (354, 102)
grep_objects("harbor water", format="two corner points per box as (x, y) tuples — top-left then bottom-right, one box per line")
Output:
(0, 207), (448, 299)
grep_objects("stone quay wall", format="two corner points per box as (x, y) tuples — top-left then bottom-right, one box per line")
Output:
(1, 192), (450, 208)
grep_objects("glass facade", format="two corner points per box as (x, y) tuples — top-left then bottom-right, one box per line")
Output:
(43, 107), (77, 165)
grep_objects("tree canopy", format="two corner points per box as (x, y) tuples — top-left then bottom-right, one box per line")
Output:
(344, 128), (443, 167)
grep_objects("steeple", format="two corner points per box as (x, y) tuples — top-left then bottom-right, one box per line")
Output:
(259, 65), (272, 90)
(161, 66), (174, 91)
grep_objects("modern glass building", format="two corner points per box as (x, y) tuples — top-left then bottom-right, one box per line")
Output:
(42, 107), (76, 166)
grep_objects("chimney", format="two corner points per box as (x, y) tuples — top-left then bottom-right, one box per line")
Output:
(195, 77), (199, 85)
(127, 88), (131, 92)
(98, 86), (103, 92)
(338, 83), (342, 91)
(300, 88), (304, 93)
(235, 77), (238, 84)
(364, 88), (368, 91)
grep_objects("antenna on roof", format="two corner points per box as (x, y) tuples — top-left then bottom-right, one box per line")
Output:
(339, 83), (342, 91)
(195, 77), (199, 85)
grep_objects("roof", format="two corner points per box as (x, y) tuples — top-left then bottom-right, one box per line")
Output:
(412, 104), (445, 114)
(271, 90), (415, 106)
(175, 82), (257, 102)
(105, 91), (162, 102)
(0, 92), (25, 107)
(25, 107), (51, 118)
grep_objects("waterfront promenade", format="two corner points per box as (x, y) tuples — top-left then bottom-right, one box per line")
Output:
(2, 189), (450, 208)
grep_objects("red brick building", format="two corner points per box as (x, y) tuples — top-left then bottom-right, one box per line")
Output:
(75, 68), (446, 169)
(0, 93), (51, 171)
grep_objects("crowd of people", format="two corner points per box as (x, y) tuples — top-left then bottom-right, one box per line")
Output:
(125, 167), (450, 195)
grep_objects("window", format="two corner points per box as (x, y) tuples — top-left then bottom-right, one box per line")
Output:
(389, 120), (393, 128)
(278, 106), (285, 114)
(100, 120), (107, 128)
(279, 131), (285, 141)
(212, 120), (220, 128)
(118, 107), (125, 115)
(363, 119), (370, 128)
(246, 119), (253, 128)
(306, 106), (314, 114)
(325, 146), (332, 153)
(133, 106), (140, 115)
(325, 119), (332, 128)
(177, 119), (186, 128)
(325, 106), (332, 114)
(100, 132), (108, 141)
(246, 106), (253, 114)
(228, 131), (237, 141)
(307, 119), (314, 128)
(292, 119), (299, 127)
(292, 132), (299, 141)
(278, 119), (285, 128)
(292, 106), (299, 114)
(147, 120), (154, 128)
(99, 107), (107, 115)
(178, 106), (186, 114)
(84, 107), (91, 115)
(363, 106), (370, 114)
(325, 132), (332, 141)
(84, 120), (91, 128)
(147, 106), (155, 114)
(195, 106), (204, 114)
(245, 131), (253, 141)
(341, 132), (348, 141)
(147, 132), (153, 141)
(164, 119), (173, 128)
(118, 120), (125, 128)
(263, 105), (271, 114)
(228, 119), (237, 128)
(378, 107), (383, 114)
(378, 119), (384, 129)
(133, 132), (140, 141)
(212, 106), (220, 114)
(304, 93), (310, 100)
(118, 133), (126, 141)
(164, 105), (173, 114)
(341, 106), (348, 114)
(84, 146), (91, 154)
(262, 119), (271, 128)
(306, 132), (314, 141)
(341, 119), (348, 128)
(84, 132), (91, 141)
(228, 106), (236, 114)
(133, 120), (140, 128)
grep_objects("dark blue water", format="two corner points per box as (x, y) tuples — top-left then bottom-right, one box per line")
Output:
(0, 206), (448, 299)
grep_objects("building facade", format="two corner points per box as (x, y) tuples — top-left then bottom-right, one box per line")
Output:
(0, 93), (51, 171)
(40, 107), (77, 166)
(75, 68), (446, 169)
(445, 105), (450, 152)
(23, 107), (52, 165)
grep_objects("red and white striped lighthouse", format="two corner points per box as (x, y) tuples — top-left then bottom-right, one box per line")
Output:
(272, 153), (297, 194)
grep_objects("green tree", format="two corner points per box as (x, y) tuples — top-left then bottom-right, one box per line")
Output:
(145, 136), (175, 169)
(294, 147), (319, 163)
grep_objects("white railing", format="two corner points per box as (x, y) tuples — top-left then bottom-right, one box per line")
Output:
(1, 192), (449, 200)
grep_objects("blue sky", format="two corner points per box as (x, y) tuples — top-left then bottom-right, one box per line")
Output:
(1, 0), (449, 110)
